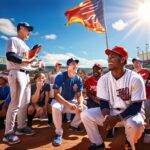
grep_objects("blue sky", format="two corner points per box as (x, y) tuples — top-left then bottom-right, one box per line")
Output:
(0, 0), (150, 67)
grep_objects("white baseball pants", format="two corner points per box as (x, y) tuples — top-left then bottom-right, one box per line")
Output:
(81, 107), (145, 150)
(5, 70), (31, 134)
(51, 99), (86, 135)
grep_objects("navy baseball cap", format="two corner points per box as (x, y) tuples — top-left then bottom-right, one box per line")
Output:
(67, 58), (79, 66)
(17, 22), (33, 31)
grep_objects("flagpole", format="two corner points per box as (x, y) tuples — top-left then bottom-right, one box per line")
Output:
(102, 0), (109, 49)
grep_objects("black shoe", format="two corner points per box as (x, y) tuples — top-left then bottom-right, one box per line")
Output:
(0, 123), (5, 130)
(88, 143), (105, 150)
(69, 125), (85, 133)
(106, 128), (114, 139)
(15, 126), (35, 136)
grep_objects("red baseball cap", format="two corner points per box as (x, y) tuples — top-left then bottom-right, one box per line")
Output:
(93, 63), (102, 69)
(105, 46), (128, 60)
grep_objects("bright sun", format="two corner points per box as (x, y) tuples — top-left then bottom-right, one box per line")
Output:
(137, 0), (150, 23)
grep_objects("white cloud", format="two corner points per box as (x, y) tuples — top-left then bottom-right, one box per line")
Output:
(0, 18), (17, 36)
(0, 35), (8, 40)
(44, 34), (57, 40)
(112, 19), (128, 31)
(42, 52), (107, 68)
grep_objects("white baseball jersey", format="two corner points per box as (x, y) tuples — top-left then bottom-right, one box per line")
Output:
(97, 69), (146, 109)
(6, 37), (31, 70)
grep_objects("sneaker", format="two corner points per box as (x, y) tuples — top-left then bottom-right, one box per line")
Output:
(2, 133), (20, 145)
(69, 125), (85, 133)
(53, 134), (62, 146)
(88, 143), (105, 150)
(15, 126), (35, 136)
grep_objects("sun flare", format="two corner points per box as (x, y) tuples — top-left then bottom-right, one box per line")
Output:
(137, 0), (150, 23)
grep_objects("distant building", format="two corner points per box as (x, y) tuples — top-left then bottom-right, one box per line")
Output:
(0, 56), (6, 64)
(136, 44), (150, 69)
(137, 51), (150, 61)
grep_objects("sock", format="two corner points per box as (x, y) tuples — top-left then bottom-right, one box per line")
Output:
(145, 129), (150, 134)
(63, 113), (67, 122)
(0, 117), (5, 129)
(27, 110), (36, 127)
(47, 113), (52, 124)
(71, 114), (75, 121)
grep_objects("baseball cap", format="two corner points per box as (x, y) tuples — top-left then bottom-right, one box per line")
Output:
(132, 57), (142, 63)
(93, 63), (102, 69)
(55, 62), (62, 66)
(17, 22), (33, 31)
(105, 46), (128, 60)
(67, 58), (79, 66)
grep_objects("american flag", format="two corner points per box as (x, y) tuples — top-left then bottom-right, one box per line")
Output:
(65, 0), (105, 33)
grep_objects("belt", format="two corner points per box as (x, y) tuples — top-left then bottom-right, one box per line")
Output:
(114, 108), (122, 111)
(19, 69), (29, 74)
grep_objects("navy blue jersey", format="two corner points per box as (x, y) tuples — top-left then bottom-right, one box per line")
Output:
(53, 71), (83, 101)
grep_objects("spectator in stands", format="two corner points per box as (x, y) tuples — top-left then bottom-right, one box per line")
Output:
(27, 72), (52, 128)
(49, 62), (62, 85)
(0, 75), (11, 129)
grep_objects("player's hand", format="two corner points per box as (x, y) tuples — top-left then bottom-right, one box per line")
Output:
(36, 81), (44, 91)
(103, 115), (121, 131)
(77, 103), (84, 112)
(68, 102), (77, 110)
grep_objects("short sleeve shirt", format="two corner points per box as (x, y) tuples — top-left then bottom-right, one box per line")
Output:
(31, 83), (50, 105)
(6, 37), (31, 70)
(53, 71), (83, 101)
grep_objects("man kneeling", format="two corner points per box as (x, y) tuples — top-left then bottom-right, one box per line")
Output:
(81, 46), (146, 150)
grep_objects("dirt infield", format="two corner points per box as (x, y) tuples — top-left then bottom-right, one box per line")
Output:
(0, 121), (149, 150)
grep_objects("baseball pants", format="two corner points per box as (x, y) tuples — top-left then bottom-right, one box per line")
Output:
(51, 99), (86, 135)
(81, 107), (145, 150)
(5, 70), (31, 134)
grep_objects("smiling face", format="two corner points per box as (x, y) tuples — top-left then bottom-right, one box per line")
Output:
(93, 66), (102, 78)
(107, 52), (124, 71)
(133, 60), (142, 70)
(67, 61), (78, 78)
